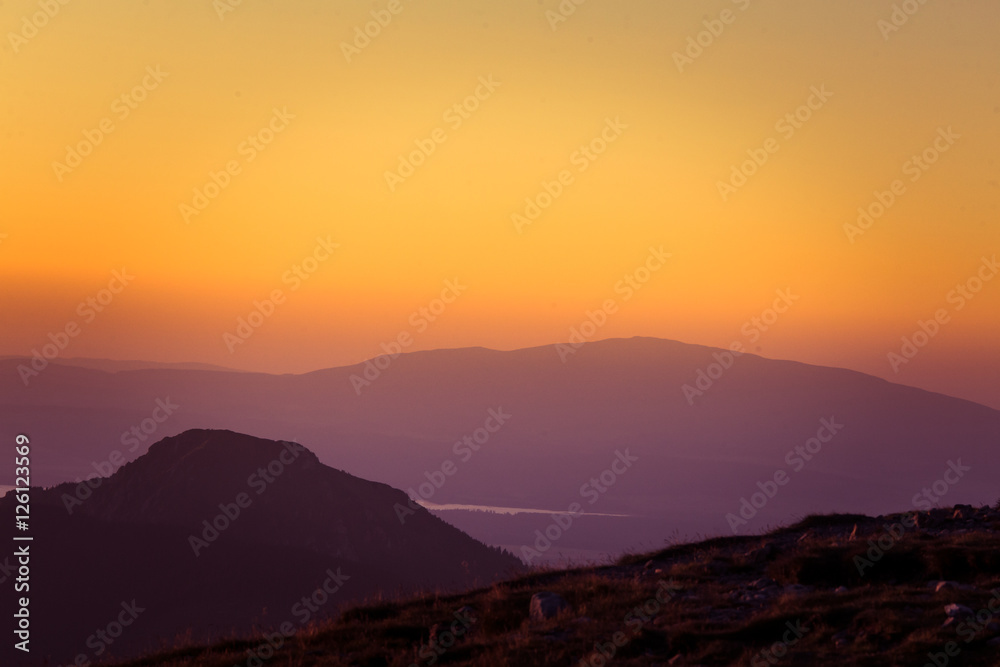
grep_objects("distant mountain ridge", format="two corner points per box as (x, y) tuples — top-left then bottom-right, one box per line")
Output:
(3, 337), (999, 560)
(0, 355), (242, 373)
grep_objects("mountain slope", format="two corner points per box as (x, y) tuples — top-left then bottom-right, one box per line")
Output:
(0, 429), (520, 665)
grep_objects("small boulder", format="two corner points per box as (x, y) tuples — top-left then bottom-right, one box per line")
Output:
(746, 544), (774, 564)
(934, 581), (975, 592)
(944, 603), (974, 618)
(749, 577), (778, 590)
(530, 592), (570, 621)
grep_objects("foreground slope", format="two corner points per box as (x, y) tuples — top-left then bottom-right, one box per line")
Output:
(0, 430), (520, 665)
(108, 504), (1000, 666)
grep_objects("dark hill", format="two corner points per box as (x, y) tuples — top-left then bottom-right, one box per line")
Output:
(0, 429), (520, 665)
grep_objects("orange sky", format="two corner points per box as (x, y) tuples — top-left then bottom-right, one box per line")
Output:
(1, 0), (998, 408)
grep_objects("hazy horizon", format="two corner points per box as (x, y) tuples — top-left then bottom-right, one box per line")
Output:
(3, 0), (998, 412)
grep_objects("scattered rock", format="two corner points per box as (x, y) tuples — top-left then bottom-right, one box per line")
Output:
(642, 559), (666, 574)
(746, 545), (774, 564)
(832, 630), (851, 648)
(530, 592), (570, 621)
(705, 558), (730, 575)
(944, 603), (974, 618)
(935, 581), (975, 592)
(834, 586), (848, 593)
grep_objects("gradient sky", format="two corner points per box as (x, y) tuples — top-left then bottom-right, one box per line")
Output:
(1, 0), (998, 408)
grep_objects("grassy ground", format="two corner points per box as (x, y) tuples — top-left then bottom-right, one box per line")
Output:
(113, 505), (1000, 666)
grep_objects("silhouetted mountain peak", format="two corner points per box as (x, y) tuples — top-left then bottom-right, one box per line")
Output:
(6, 429), (520, 662)
(36, 429), (520, 584)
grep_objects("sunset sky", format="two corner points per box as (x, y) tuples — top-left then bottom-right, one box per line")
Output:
(1, 0), (998, 408)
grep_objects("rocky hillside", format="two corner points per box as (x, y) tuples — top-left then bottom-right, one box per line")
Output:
(108, 505), (1000, 666)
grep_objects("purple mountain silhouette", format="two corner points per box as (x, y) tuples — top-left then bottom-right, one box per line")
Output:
(0, 429), (519, 665)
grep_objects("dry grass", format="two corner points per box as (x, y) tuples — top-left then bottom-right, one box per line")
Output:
(112, 507), (1000, 666)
